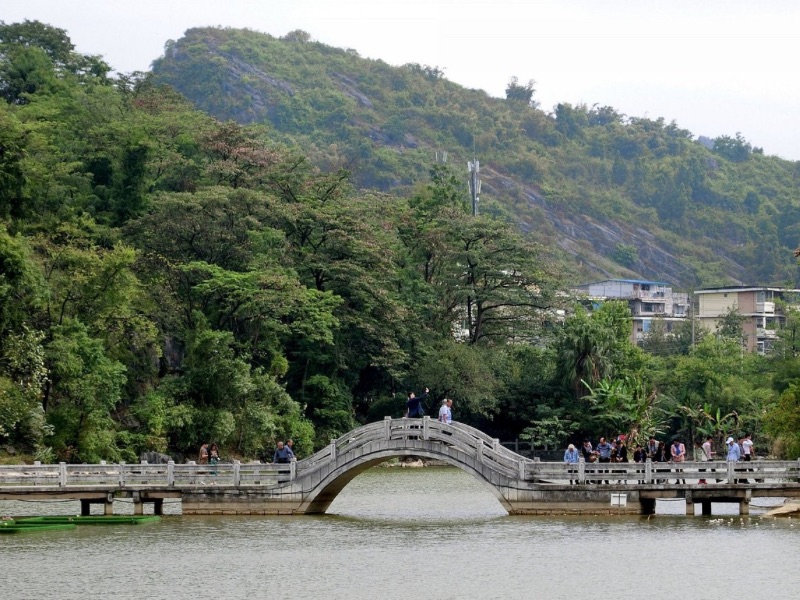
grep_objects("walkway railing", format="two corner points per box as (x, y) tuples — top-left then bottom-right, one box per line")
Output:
(1, 416), (799, 490)
(527, 459), (800, 485)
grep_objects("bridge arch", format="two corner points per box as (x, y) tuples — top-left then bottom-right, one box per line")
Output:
(288, 418), (526, 514)
(299, 448), (513, 514)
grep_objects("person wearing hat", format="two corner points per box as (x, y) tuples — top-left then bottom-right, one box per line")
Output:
(564, 444), (580, 484)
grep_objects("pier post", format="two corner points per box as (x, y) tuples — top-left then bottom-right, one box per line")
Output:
(685, 491), (694, 515)
(233, 460), (241, 487)
(476, 440), (483, 464)
(645, 459), (652, 484)
(578, 457), (585, 484)
(384, 416), (391, 440)
(167, 461), (175, 487)
(330, 439), (337, 461)
(739, 489), (752, 515)
(104, 493), (114, 515)
(493, 439), (500, 452)
(58, 462), (67, 487)
(423, 416), (430, 440)
(133, 491), (143, 515)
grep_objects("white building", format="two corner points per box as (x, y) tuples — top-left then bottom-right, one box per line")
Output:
(572, 279), (689, 343)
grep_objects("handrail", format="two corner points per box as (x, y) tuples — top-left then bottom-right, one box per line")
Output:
(2, 422), (799, 490)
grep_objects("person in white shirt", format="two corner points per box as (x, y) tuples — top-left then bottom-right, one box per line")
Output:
(742, 432), (755, 483)
(438, 398), (453, 424)
(742, 433), (754, 461)
(698, 436), (714, 484)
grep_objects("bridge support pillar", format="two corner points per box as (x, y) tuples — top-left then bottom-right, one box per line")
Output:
(701, 501), (712, 516)
(104, 499), (114, 515)
(639, 498), (656, 515)
(132, 492), (143, 515)
(685, 491), (694, 515)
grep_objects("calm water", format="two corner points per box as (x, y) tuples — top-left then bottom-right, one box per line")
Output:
(2, 467), (799, 600)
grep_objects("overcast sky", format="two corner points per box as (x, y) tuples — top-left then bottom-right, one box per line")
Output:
(3, 0), (799, 160)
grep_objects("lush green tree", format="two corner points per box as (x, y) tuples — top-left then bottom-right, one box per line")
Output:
(505, 76), (537, 107)
(764, 383), (800, 458)
(554, 301), (643, 399)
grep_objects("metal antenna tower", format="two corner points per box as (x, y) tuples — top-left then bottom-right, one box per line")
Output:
(468, 157), (481, 216)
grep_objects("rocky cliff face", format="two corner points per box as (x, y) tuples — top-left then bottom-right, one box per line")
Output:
(485, 169), (747, 287)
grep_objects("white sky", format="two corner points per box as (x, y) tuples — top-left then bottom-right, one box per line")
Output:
(3, 0), (800, 160)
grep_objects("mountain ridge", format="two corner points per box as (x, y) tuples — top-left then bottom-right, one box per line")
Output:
(152, 26), (800, 289)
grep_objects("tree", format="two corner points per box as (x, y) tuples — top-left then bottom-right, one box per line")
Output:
(717, 307), (746, 346)
(583, 375), (664, 444)
(505, 76), (538, 108)
(765, 383), (800, 458)
(554, 302), (643, 399)
(713, 132), (752, 162)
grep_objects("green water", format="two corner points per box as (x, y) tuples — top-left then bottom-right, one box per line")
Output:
(2, 467), (798, 599)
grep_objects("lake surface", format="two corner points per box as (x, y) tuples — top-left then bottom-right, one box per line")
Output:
(2, 467), (799, 600)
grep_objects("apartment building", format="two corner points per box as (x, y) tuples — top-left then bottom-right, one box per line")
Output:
(572, 279), (689, 344)
(694, 286), (800, 353)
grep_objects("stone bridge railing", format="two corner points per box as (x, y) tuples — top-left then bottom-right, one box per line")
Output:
(1, 418), (799, 490)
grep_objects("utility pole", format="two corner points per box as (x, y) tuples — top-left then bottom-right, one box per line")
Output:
(468, 158), (481, 216)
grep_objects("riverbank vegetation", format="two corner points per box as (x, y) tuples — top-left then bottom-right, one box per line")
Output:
(2, 21), (800, 463)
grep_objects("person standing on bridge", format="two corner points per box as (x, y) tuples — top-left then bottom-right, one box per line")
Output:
(438, 398), (453, 424)
(286, 439), (297, 461)
(406, 387), (429, 418)
(209, 442), (220, 475)
(596, 437), (612, 484)
(671, 438), (686, 484)
(645, 436), (659, 460)
(726, 436), (742, 483)
(198, 443), (209, 465)
(564, 444), (580, 484)
(273, 440), (295, 464)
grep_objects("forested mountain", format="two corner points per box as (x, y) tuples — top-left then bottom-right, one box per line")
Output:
(3, 21), (800, 465)
(151, 26), (800, 289)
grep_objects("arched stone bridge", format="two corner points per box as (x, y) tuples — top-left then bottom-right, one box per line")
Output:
(2, 417), (800, 516)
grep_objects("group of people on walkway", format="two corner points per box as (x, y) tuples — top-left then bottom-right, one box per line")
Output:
(563, 433), (757, 484)
(406, 387), (453, 423)
(563, 436), (632, 465)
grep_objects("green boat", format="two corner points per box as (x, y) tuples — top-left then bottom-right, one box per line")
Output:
(0, 521), (77, 533)
(14, 515), (161, 525)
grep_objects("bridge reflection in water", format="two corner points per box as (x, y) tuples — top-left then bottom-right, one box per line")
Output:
(2, 417), (799, 516)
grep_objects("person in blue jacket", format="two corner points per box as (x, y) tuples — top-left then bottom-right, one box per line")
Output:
(273, 440), (295, 464)
(564, 444), (580, 485)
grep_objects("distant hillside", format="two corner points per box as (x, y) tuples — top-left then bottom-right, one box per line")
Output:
(152, 27), (800, 289)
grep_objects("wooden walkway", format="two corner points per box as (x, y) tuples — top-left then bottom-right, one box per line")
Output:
(1, 417), (799, 515)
